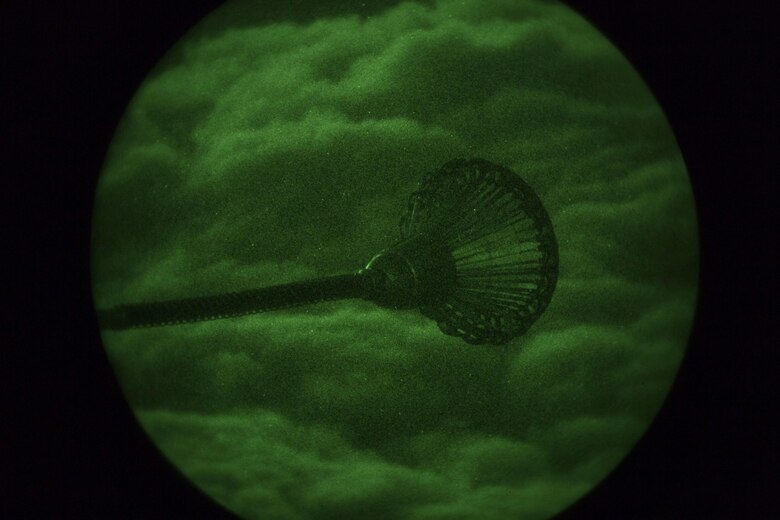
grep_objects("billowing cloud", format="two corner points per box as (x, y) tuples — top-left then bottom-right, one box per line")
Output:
(139, 409), (634, 520)
(93, 0), (698, 518)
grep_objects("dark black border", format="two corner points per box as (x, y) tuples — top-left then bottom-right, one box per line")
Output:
(6, 0), (774, 517)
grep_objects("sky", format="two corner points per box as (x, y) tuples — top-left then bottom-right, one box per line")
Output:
(91, 0), (698, 518)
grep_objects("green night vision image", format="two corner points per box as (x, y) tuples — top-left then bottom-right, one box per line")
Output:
(91, 0), (698, 518)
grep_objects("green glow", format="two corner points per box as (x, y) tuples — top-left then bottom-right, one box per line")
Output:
(91, 0), (698, 518)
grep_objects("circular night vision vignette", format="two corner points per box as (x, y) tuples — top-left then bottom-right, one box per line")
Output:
(91, 1), (698, 519)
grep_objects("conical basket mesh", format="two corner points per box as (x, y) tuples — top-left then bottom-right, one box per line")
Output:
(400, 158), (558, 344)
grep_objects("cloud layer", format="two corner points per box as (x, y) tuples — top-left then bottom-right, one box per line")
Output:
(92, 0), (698, 518)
